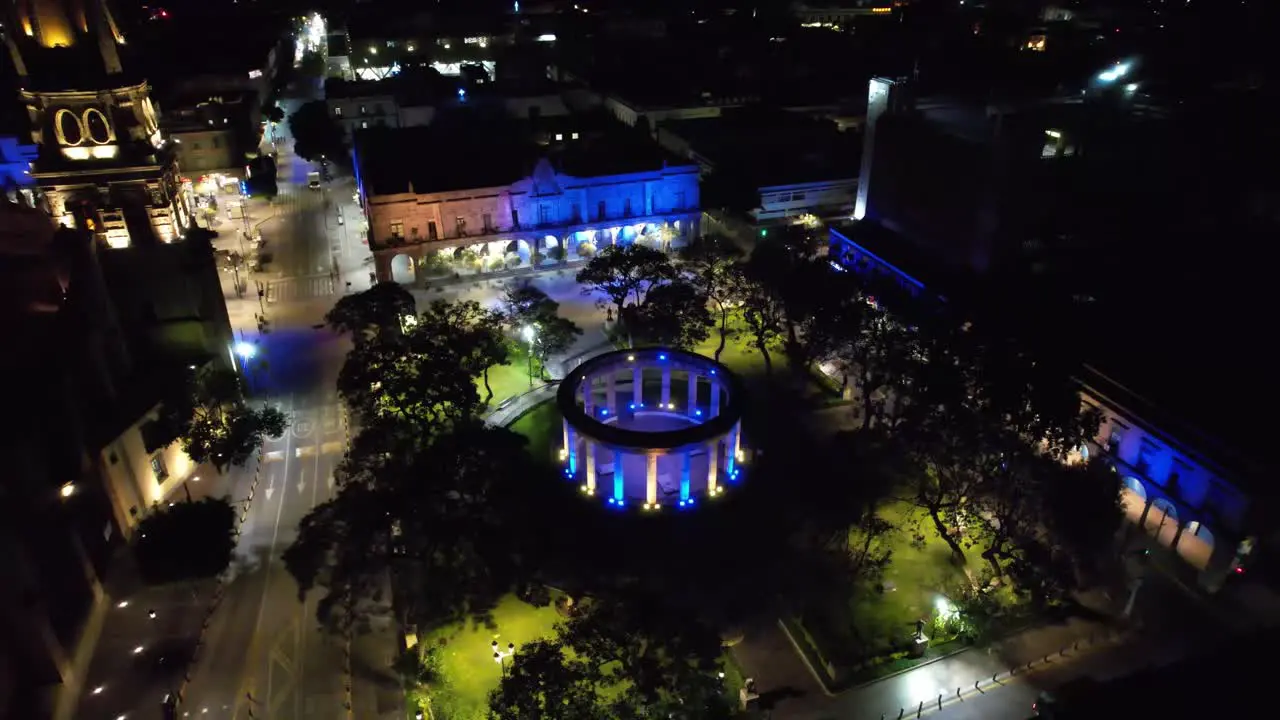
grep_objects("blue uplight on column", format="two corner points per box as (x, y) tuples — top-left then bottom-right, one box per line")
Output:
(568, 439), (577, 475)
(613, 450), (624, 504)
(680, 451), (691, 502)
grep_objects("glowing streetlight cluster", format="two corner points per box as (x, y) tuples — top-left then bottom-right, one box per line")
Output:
(294, 13), (326, 67)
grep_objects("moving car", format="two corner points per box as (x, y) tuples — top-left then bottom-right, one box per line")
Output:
(307, 171), (321, 190)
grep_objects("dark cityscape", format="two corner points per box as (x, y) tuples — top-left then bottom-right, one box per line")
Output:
(0, 0), (1274, 718)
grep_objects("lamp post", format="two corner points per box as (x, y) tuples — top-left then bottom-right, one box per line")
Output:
(491, 640), (515, 676)
(521, 325), (537, 388)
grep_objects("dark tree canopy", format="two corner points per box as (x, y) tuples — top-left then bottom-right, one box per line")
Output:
(679, 234), (743, 361)
(134, 498), (237, 584)
(325, 281), (417, 344)
(166, 366), (288, 472)
(288, 100), (346, 162)
(629, 279), (713, 350)
(575, 244), (677, 323)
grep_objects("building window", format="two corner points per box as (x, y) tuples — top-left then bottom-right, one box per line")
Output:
(571, 132), (579, 140)
(570, 203), (581, 223)
(675, 191), (686, 209)
(192, 142), (202, 150)
(1107, 428), (1124, 453)
(555, 133), (563, 141)
(427, 221), (437, 240)
(1137, 441), (1160, 475)
(538, 204), (550, 224)
(482, 213), (493, 231)
(360, 105), (367, 114)
(151, 454), (168, 481)
(361, 121), (369, 129)
(791, 192), (806, 202)
(335, 107), (342, 116)
(511, 208), (520, 228)
(390, 220), (404, 238)
(597, 200), (606, 220)
(624, 198), (632, 216)
(212, 137), (221, 149)
(455, 216), (467, 235)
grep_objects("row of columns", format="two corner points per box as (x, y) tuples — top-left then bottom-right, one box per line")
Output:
(579, 364), (723, 419)
(563, 418), (743, 508)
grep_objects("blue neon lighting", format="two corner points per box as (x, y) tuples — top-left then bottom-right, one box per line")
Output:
(695, 409), (702, 416)
(710, 369), (716, 375)
(614, 452), (624, 502)
(600, 408), (608, 416)
(659, 353), (667, 360)
(628, 402), (635, 410)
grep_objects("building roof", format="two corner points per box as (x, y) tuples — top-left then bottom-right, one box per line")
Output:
(357, 113), (682, 196)
(662, 108), (859, 187)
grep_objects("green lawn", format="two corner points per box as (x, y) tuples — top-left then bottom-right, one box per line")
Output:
(426, 594), (562, 718)
(847, 502), (972, 653)
(691, 316), (786, 381)
(510, 401), (562, 466)
(481, 345), (537, 407)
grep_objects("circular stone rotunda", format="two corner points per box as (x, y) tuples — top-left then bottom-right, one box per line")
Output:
(555, 348), (747, 510)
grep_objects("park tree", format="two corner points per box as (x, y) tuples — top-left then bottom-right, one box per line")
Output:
(285, 422), (534, 632)
(488, 640), (604, 720)
(744, 234), (835, 374)
(325, 281), (416, 345)
(337, 326), (481, 427)
(629, 279), (713, 350)
(263, 102), (285, 123)
(1040, 457), (1124, 584)
(288, 99), (346, 162)
(679, 234), (743, 361)
(729, 263), (786, 375)
(161, 366), (287, 472)
(559, 599), (733, 719)
(500, 282), (584, 372)
(576, 244), (676, 344)
(417, 300), (509, 405)
(133, 497), (237, 584)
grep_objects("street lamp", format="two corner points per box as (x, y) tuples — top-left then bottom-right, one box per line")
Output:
(521, 325), (537, 388)
(492, 640), (515, 675)
(234, 341), (257, 360)
(59, 482), (76, 499)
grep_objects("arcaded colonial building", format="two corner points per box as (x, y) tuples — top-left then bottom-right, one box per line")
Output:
(4, 0), (194, 247)
(356, 117), (700, 284)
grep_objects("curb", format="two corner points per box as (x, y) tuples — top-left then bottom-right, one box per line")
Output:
(775, 619), (837, 697)
(847, 643), (975, 692)
(877, 626), (1132, 720)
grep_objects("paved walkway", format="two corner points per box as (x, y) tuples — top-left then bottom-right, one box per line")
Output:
(483, 341), (616, 427)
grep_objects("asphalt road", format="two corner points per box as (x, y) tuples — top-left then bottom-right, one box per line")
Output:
(178, 81), (401, 720)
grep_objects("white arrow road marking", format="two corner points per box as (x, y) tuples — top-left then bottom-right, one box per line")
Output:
(265, 469), (277, 500)
(327, 472), (335, 491)
(297, 466), (307, 495)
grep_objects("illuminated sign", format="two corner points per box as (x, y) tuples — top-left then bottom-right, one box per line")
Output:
(871, 7), (892, 13)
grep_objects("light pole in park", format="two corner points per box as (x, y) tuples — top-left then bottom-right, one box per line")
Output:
(491, 640), (515, 676)
(521, 324), (537, 388)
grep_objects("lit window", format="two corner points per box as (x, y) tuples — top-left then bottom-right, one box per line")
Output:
(571, 132), (579, 139)
(151, 455), (168, 481)
(390, 220), (404, 237)
(555, 133), (563, 141)
(335, 107), (342, 116)
(361, 121), (369, 129)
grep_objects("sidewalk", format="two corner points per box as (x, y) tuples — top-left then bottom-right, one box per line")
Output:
(742, 613), (1120, 720)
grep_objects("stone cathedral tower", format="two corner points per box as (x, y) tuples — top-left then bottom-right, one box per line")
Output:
(3, 0), (193, 246)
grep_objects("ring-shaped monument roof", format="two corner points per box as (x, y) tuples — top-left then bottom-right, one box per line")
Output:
(556, 347), (745, 451)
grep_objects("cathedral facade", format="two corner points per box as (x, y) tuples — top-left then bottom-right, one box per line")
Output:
(4, 0), (194, 246)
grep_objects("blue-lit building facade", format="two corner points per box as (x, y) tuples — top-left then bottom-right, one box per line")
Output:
(830, 226), (1258, 593)
(364, 155), (700, 285)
